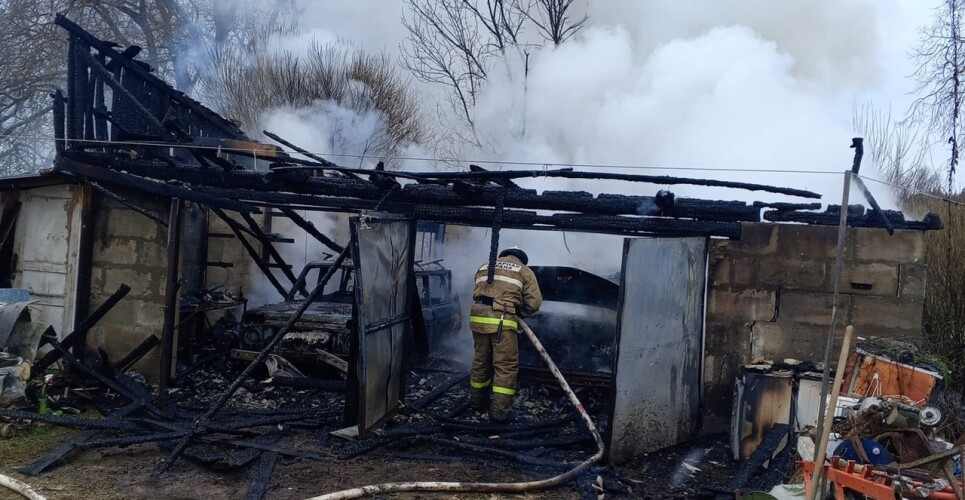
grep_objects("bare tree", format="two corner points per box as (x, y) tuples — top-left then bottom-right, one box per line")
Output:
(910, 0), (965, 194)
(205, 39), (427, 162)
(525, 0), (587, 45)
(401, 0), (586, 142)
(0, 0), (295, 175)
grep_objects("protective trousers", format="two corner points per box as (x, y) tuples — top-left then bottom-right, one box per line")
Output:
(470, 329), (519, 420)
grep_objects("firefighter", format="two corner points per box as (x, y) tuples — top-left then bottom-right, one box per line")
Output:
(468, 247), (542, 422)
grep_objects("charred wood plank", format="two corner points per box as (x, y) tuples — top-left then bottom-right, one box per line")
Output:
(112, 334), (161, 372)
(56, 15), (245, 139)
(279, 208), (344, 253)
(263, 130), (363, 181)
(245, 450), (278, 500)
(469, 164), (520, 189)
(57, 158), (257, 214)
(18, 401), (144, 476)
(764, 205), (942, 230)
(31, 283), (131, 378)
(853, 176), (894, 235)
(153, 246), (350, 476)
(238, 212), (306, 297)
(210, 208), (288, 299)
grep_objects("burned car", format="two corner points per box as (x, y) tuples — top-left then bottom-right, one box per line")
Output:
(519, 266), (620, 385)
(238, 259), (461, 373)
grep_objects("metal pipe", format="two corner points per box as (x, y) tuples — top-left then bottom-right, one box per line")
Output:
(808, 169), (852, 500)
(303, 318), (605, 500)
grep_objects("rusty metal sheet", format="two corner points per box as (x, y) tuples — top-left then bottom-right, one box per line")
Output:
(351, 213), (414, 437)
(607, 237), (707, 464)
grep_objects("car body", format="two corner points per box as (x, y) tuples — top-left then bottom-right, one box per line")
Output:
(241, 259), (461, 362)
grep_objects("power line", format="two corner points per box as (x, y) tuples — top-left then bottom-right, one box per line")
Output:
(0, 133), (844, 176)
(857, 174), (965, 208)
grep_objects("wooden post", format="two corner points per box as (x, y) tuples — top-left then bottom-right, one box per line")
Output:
(72, 184), (94, 360)
(808, 325), (854, 500)
(158, 198), (182, 405)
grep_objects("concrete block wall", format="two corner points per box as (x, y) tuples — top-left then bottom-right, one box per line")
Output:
(702, 222), (927, 432)
(87, 191), (168, 379)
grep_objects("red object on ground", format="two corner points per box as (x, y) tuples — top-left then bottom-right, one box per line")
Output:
(802, 458), (961, 499)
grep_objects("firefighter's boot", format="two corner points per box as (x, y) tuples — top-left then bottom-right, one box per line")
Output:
(469, 387), (490, 412)
(489, 393), (514, 422)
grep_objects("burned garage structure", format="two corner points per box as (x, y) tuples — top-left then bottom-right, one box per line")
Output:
(0, 15), (944, 499)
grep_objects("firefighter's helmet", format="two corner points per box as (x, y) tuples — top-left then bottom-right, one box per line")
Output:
(498, 247), (528, 265)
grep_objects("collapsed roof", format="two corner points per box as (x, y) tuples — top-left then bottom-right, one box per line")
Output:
(46, 14), (939, 244)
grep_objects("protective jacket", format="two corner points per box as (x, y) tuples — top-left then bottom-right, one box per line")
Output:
(469, 255), (542, 334)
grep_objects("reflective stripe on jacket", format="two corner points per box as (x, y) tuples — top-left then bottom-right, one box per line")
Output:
(469, 255), (542, 334)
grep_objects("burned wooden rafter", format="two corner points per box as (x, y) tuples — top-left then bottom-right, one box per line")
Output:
(56, 15), (245, 140)
(763, 205), (942, 231)
(852, 176), (895, 235)
(209, 207), (289, 299)
(279, 208), (344, 254)
(263, 130), (363, 181)
(57, 158), (258, 214)
(153, 246), (351, 476)
(238, 212), (307, 298)
(81, 178), (168, 227)
(31, 284), (132, 377)
(273, 163), (823, 199)
(18, 401), (145, 476)
(470, 164), (521, 189)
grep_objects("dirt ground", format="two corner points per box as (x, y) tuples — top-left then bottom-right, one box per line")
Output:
(0, 369), (739, 500)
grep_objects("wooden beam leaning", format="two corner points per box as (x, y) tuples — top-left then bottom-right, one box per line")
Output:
(209, 208), (289, 299)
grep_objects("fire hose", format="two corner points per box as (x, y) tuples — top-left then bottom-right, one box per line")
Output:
(304, 319), (606, 500)
(0, 473), (46, 500)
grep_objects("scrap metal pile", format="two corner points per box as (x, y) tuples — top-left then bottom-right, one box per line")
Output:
(709, 339), (964, 499)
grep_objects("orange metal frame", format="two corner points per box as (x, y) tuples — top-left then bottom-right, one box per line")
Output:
(802, 458), (961, 500)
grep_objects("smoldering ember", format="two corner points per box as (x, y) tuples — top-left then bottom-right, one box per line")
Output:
(3, 5), (965, 500)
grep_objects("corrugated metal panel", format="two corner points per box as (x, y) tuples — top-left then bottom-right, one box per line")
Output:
(608, 237), (707, 464)
(11, 185), (83, 337)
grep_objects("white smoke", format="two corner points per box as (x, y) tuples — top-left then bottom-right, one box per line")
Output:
(240, 1), (934, 307)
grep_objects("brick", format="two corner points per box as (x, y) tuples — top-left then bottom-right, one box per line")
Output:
(755, 256), (828, 290)
(708, 288), (776, 322)
(854, 228), (925, 262)
(898, 263), (927, 299)
(849, 295), (923, 333)
(839, 262), (899, 296)
(775, 224), (840, 259)
(778, 291), (851, 326)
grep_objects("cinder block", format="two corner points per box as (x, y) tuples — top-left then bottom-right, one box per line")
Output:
(755, 256), (828, 290)
(751, 321), (826, 361)
(92, 239), (138, 265)
(108, 209), (163, 240)
(839, 262), (899, 296)
(849, 295), (923, 333)
(730, 223), (779, 255)
(135, 301), (166, 327)
(898, 263), (927, 299)
(775, 224), (840, 259)
(779, 291), (852, 326)
(708, 288), (776, 322)
(135, 240), (168, 269)
(708, 253), (732, 286)
(101, 267), (162, 299)
(854, 228), (925, 262)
